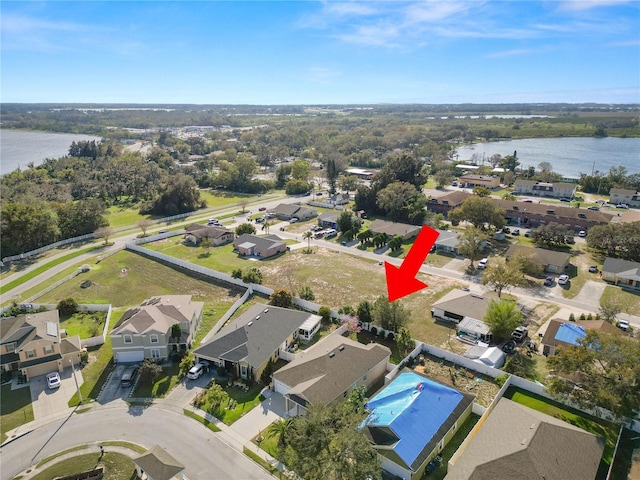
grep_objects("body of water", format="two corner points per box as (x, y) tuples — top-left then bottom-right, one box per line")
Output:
(455, 137), (639, 178)
(0, 130), (102, 174)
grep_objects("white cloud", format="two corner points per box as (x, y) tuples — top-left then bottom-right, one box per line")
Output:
(557, 0), (633, 12)
(485, 48), (534, 59)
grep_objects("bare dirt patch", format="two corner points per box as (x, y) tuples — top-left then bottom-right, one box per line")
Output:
(413, 353), (501, 407)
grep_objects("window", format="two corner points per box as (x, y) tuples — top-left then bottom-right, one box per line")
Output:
(124, 335), (133, 344)
(240, 365), (247, 378)
(150, 334), (158, 344)
(44, 345), (53, 355)
(26, 349), (35, 359)
(151, 349), (160, 359)
(6, 343), (15, 353)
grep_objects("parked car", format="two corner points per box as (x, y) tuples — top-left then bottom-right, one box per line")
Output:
(255, 217), (265, 223)
(47, 372), (61, 389)
(544, 276), (553, 286)
(557, 274), (569, 285)
(451, 181), (458, 186)
(524, 230), (532, 237)
(578, 230), (587, 237)
(587, 206), (600, 211)
(187, 362), (206, 380)
(617, 320), (630, 331)
(502, 227), (510, 234)
(616, 203), (629, 209)
(522, 199), (533, 203)
(477, 258), (488, 270)
(512, 228), (520, 236)
(511, 326), (528, 342)
(502, 340), (517, 354)
(258, 207), (267, 211)
(120, 366), (139, 387)
(289, 217), (299, 223)
(560, 198), (571, 203)
(589, 265), (598, 273)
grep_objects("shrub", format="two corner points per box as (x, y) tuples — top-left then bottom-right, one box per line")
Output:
(242, 267), (263, 284)
(57, 298), (79, 316)
(317, 306), (331, 323)
(231, 268), (243, 279)
(587, 313), (593, 320)
(80, 351), (89, 363)
(139, 359), (162, 384)
(370, 326), (378, 335)
(299, 285), (315, 301)
(569, 313), (576, 322)
(386, 331), (395, 341)
(270, 289), (294, 308)
(495, 374), (510, 387)
(579, 313), (586, 320)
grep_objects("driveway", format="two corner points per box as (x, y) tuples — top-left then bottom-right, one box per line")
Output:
(229, 390), (287, 441)
(30, 368), (82, 420)
(97, 363), (137, 404)
(159, 371), (211, 410)
(571, 280), (607, 310)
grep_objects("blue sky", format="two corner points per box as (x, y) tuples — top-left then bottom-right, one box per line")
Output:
(1, 1), (639, 104)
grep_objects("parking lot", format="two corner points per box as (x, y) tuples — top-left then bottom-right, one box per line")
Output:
(30, 368), (83, 420)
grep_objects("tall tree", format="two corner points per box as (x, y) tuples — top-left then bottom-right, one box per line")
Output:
(547, 331), (640, 421)
(449, 196), (505, 230)
(457, 227), (488, 268)
(372, 295), (410, 332)
(481, 259), (527, 297)
(326, 158), (339, 195)
(483, 299), (523, 341)
(303, 230), (313, 251)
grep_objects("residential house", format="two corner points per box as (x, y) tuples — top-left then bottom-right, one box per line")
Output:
(233, 234), (286, 258)
(268, 203), (317, 221)
(362, 371), (474, 480)
(459, 175), (500, 189)
(505, 245), (571, 273)
(462, 345), (505, 368)
(317, 211), (339, 229)
(110, 295), (203, 363)
(0, 310), (82, 380)
(431, 290), (492, 325)
(434, 229), (486, 256)
(133, 445), (185, 480)
(326, 193), (350, 205)
(609, 188), (640, 207)
(493, 198), (615, 232)
(184, 224), (234, 246)
(370, 219), (421, 240)
(514, 180), (577, 199)
(444, 398), (604, 480)
(193, 304), (320, 383)
(273, 335), (390, 416)
(540, 319), (620, 356)
(602, 257), (640, 291)
(426, 191), (472, 217)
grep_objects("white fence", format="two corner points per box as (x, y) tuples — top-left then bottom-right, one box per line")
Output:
(2, 233), (95, 264)
(308, 201), (345, 210)
(20, 267), (86, 304)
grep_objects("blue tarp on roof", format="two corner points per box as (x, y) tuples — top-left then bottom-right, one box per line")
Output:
(363, 371), (463, 468)
(555, 323), (586, 346)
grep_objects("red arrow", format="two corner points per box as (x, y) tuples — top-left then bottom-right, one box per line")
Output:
(384, 225), (439, 302)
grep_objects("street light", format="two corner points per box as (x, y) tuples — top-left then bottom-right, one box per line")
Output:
(70, 358), (82, 404)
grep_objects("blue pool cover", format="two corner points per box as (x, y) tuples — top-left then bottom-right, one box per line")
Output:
(363, 371), (464, 468)
(555, 323), (586, 346)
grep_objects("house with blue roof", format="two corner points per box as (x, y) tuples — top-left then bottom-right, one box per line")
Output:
(361, 371), (474, 480)
(541, 318), (620, 356)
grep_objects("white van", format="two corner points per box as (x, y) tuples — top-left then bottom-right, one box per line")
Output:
(477, 258), (488, 270)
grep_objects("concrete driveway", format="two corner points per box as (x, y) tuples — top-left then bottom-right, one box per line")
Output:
(97, 363), (138, 404)
(229, 390), (287, 441)
(30, 368), (82, 420)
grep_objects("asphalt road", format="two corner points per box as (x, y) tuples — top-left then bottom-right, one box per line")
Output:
(0, 405), (271, 480)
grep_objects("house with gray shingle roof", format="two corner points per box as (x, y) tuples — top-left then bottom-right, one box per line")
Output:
(431, 290), (492, 325)
(602, 257), (640, 291)
(110, 295), (203, 363)
(134, 445), (185, 480)
(505, 245), (571, 274)
(370, 219), (421, 240)
(193, 304), (320, 383)
(268, 203), (317, 220)
(183, 224), (234, 246)
(233, 234), (286, 258)
(272, 335), (390, 416)
(445, 398), (604, 480)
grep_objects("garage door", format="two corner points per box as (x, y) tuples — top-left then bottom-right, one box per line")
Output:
(116, 351), (144, 363)
(274, 379), (290, 395)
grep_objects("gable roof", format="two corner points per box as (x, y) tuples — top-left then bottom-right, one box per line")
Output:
(363, 371), (473, 472)
(273, 335), (390, 407)
(435, 229), (460, 249)
(4, 310), (61, 352)
(505, 245), (571, 267)
(432, 290), (492, 320)
(428, 191), (472, 208)
(193, 304), (314, 369)
(541, 318), (620, 348)
(111, 295), (202, 336)
(234, 234), (285, 251)
(269, 203), (317, 218)
(444, 398), (604, 480)
(318, 211), (339, 223)
(134, 445), (184, 480)
(493, 198), (615, 224)
(370, 219), (420, 237)
(184, 224), (233, 239)
(602, 257), (640, 278)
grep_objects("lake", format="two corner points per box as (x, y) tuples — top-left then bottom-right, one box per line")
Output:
(455, 137), (640, 178)
(0, 130), (103, 174)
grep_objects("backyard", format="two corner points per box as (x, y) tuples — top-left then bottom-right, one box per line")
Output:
(60, 310), (108, 339)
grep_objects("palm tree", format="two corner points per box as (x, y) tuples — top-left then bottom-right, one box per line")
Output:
(303, 230), (313, 251)
(265, 418), (294, 448)
(261, 220), (272, 235)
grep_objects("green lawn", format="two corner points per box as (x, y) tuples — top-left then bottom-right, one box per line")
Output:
(600, 286), (640, 316)
(30, 452), (135, 480)
(60, 311), (108, 339)
(183, 408), (221, 432)
(0, 384), (34, 444)
(199, 382), (265, 425)
(504, 386), (619, 478)
(133, 362), (181, 398)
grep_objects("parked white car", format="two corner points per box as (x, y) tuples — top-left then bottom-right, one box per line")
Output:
(557, 274), (569, 285)
(187, 362), (206, 380)
(47, 372), (61, 389)
(477, 258), (488, 270)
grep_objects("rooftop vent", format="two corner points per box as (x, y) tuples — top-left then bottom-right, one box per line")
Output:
(264, 309), (269, 313)
(338, 346), (345, 351)
(471, 294), (484, 300)
(248, 321), (253, 327)
(255, 315), (260, 320)
(329, 352), (335, 358)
